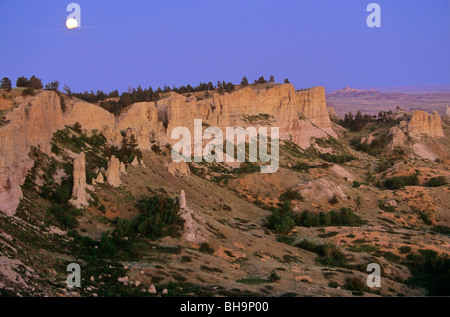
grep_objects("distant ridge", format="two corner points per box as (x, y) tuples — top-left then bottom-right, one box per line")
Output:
(327, 86), (380, 98)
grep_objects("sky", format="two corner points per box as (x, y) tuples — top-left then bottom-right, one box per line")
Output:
(0, 0), (449, 93)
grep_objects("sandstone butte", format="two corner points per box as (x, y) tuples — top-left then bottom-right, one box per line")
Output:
(0, 84), (336, 216)
(408, 110), (444, 138)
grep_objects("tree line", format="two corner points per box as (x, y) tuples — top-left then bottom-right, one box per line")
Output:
(1, 74), (291, 116)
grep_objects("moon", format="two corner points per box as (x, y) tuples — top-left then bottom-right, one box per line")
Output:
(66, 18), (78, 29)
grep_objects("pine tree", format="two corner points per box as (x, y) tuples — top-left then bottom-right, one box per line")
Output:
(29, 75), (43, 89)
(63, 84), (72, 96)
(1, 77), (12, 91)
(241, 76), (249, 86)
(269, 75), (275, 83)
(16, 76), (29, 88)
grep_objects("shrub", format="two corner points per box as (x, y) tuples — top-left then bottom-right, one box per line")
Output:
(114, 196), (183, 240)
(344, 277), (369, 294)
(46, 204), (79, 229)
(269, 271), (280, 283)
(352, 181), (361, 188)
(199, 242), (215, 254)
(279, 190), (303, 202)
(383, 174), (419, 190)
(277, 235), (296, 245)
(296, 239), (347, 267)
(428, 176), (447, 187)
(405, 249), (450, 295)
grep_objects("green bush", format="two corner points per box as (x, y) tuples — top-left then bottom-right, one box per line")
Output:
(296, 208), (363, 227)
(405, 249), (450, 295)
(114, 196), (183, 240)
(296, 239), (347, 267)
(383, 174), (419, 190)
(352, 181), (361, 188)
(279, 190), (303, 202)
(46, 204), (79, 229)
(269, 271), (281, 283)
(428, 176), (447, 187)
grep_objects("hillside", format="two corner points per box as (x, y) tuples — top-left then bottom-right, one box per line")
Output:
(0, 85), (449, 297)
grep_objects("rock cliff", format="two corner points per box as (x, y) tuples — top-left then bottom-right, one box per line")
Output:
(408, 110), (444, 138)
(0, 84), (336, 215)
(163, 84), (336, 148)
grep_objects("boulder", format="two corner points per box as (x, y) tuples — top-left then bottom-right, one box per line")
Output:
(131, 157), (139, 166)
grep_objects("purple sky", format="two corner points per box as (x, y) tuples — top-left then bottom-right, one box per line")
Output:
(0, 0), (449, 93)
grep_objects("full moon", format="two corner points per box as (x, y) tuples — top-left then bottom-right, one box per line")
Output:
(66, 18), (78, 29)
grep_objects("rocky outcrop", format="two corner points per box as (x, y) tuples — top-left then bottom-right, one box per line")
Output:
(69, 153), (90, 209)
(119, 162), (126, 174)
(106, 156), (121, 187)
(444, 106), (450, 122)
(387, 126), (407, 151)
(178, 190), (205, 244)
(408, 110), (444, 138)
(293, 178), (348, 204)
(361, 134), (375, 145)
(94, 172), (104, 184)
(163, 84), (337, 149)
(167, 161), (190, 176)
(131, 157), (138, 166)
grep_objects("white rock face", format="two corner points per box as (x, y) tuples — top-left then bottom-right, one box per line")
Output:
(69, 153), (90, 209)
(106, 156), (121, 187)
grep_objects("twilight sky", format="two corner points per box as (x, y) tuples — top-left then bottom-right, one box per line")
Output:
(0, 0), (449, 93)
